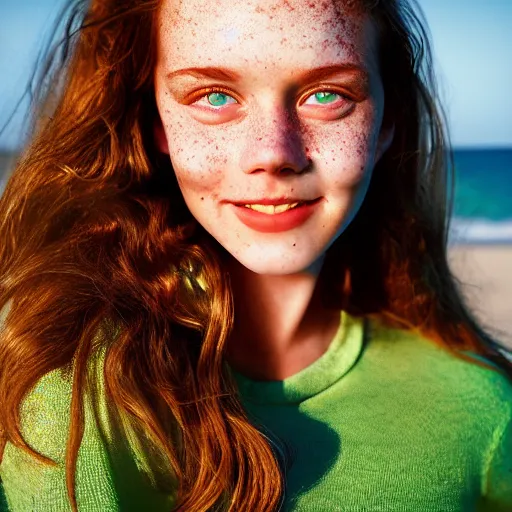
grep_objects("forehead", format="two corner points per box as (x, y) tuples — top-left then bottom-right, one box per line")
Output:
(157, 0), (377, 72)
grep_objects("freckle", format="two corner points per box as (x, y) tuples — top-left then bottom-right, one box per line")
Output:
(201, 197), (204, 200)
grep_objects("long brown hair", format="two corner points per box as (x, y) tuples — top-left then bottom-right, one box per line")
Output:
(1, 1), (511, 511)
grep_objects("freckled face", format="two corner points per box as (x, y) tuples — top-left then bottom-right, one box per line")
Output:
(154, 0), (392, 275)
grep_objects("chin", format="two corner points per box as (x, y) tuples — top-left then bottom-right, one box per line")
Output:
(228, 249), (325, 276)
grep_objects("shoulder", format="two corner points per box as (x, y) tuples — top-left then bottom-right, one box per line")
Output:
(2, 347), (110, 465)
(365, 318), (512, 416)
(16, 348), (125, 461)
(18, 366), (74, 462)
(0, 368), (84, 510)
(1, 348), (176, 510)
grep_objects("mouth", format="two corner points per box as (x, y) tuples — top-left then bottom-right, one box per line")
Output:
(233, 198), (319, 215)
(230, 198), (322, 233)
(237, 201), (306, 214)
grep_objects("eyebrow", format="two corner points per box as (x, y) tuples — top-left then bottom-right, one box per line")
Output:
(167, 67), (243, 81)
(166, 64), (369, 84)
(296, 64), (369, 83)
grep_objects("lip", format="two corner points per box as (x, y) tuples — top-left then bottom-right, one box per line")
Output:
(232, 197), (317, 206)
(230, 198), (322, 233)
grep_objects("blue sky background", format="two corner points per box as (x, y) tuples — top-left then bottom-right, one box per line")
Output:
(0, 0), (511, 150)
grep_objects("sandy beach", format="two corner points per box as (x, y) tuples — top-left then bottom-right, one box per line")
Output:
(449, 245), (512, 350)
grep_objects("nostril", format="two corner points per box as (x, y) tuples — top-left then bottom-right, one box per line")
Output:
(279, 166), (299, 175)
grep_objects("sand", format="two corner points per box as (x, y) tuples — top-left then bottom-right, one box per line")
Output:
(449, 245), (512, 350)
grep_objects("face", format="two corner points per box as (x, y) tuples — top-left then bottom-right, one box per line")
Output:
(154, 0), (393, 275)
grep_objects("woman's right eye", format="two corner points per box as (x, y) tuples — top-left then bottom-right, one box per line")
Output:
(194, 91), (238, 109)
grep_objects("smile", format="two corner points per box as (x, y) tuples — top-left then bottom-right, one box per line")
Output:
(242, 202), (303, 214)
(231, 198), (322, 233)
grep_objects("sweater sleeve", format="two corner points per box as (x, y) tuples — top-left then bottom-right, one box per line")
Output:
(0, 296), (176, 511)
(0, 356), (176, 511)
(481, 403), (512, 511)
(0, 368), (120, 511)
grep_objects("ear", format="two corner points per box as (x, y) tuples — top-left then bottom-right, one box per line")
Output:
(154, 116), (170, 155)
(374, 121), (395, 165)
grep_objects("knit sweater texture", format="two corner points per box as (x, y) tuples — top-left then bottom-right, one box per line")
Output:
(1, 312), (511, 511)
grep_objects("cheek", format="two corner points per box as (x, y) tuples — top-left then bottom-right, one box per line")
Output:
(160, 110), (230, 196)
(302, 107), (381, 186)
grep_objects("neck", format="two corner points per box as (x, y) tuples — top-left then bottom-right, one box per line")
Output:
(224, 254), (342, 381)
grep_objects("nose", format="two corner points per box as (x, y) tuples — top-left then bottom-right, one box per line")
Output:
(240, 108), (311, 175)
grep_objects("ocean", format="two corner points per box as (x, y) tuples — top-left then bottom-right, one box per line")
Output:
(0, 148), (511, 244)
(451, 148), (512, 244)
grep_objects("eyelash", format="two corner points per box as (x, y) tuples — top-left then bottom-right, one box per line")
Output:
(191, 86), (351, 110)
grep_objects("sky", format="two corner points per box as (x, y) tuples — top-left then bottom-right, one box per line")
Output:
(0, 0), (511, 150)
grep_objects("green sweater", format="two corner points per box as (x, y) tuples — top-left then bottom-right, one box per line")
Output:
(1, 312), (511, 511)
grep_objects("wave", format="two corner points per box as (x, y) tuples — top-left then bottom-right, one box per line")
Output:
(449, 217), (512, 245)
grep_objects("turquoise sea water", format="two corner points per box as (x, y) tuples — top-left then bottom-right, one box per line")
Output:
(451, 148), (512, 244)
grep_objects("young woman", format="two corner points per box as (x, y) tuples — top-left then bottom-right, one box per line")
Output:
(0, 0), (511, 510)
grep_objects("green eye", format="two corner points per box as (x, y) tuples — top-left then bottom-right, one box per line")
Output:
(316, 92), (337, 104)
(206, 92), (236, 107)
(305, 91), (340, 105)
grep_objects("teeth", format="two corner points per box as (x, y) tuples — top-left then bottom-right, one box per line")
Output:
(244, 202), (300, 214)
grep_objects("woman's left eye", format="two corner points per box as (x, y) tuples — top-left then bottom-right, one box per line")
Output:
(303, 91), (342, 106)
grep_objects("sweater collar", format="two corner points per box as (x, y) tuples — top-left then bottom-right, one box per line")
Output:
(228, 311), (365, 405)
